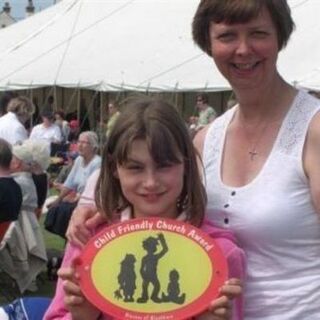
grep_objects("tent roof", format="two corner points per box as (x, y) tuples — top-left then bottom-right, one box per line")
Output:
(278, 0), (320, 91)
(0, 0), (318, 92)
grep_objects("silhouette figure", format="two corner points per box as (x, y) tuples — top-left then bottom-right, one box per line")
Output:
(162, 269), (186, 304)
(114, 254), (137, 302)
(137, 233), (168, 303)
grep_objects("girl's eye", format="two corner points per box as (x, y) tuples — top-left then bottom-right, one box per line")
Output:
(125, 164), (143, 171)
(156, 163), (174, 170)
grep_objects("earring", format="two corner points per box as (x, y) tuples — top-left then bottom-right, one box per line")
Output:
(176, 194), (189, 211)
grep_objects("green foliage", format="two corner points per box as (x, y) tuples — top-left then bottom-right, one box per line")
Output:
(0, 214), (65, 304)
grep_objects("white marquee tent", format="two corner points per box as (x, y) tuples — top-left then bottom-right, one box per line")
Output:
(0, 0), (318, 92)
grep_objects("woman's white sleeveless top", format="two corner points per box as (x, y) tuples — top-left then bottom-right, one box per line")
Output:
(202, 90), (320, 319)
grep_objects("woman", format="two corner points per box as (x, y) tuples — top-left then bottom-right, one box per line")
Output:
(30, 110), (62, 146)
(45, 131), (101, 238)
(0, 96), (34, 145)
(192, 0), (320, 319)
(54, 110), (70, 143)
(105, 101), (120, 138)
(67, 1), (320, 318)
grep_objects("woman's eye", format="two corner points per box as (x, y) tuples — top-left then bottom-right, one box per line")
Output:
(252, 30), (268, 38)
(218, 32), (236, 42)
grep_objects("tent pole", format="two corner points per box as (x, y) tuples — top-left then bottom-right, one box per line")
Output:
(77, 87), (80, 126)
(30, 87), (33, 128)
(54, 85), (57, 111)
(99, 91), (104, 154)
(62, 87), (65, 112)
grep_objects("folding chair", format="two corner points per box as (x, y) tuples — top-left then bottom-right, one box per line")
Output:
(0, 222), (20, 302)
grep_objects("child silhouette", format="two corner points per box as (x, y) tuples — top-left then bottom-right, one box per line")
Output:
(137, 233), (168, 303)
(162, 269), (186, 304)
(114, 254), (137, 302)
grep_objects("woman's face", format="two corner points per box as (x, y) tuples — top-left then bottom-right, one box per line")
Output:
(42, 116), (53, 127)
(209, 6), (279, 91)
(108, 103), (117, 116)
(77, 134), (95, 159)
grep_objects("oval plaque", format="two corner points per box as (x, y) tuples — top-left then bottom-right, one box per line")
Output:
(78, 217), (228, 320)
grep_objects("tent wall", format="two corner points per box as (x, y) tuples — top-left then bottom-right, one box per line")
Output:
(1, 88), (233, 130)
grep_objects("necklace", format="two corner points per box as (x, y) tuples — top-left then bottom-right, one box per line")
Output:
(238, 116), (270, 161)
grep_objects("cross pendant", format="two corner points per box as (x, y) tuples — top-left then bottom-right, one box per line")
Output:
(249, 150), (258, 160)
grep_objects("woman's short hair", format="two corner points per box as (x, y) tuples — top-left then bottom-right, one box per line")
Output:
(192, 0), (295, 56)
(79, 131), (99, 151)
(196, 93), (209, 104)
(0, 138), (12, 169)
(54, 110), (65, 119)
(7, 96), (35, 118)
(41, 110), (55, 121)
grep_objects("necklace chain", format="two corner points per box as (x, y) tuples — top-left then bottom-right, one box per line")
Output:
(239, 116), (270, 161)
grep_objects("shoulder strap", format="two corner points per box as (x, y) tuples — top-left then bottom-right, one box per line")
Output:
(277, 91), (320, 157)
(202, 107), (235, 170)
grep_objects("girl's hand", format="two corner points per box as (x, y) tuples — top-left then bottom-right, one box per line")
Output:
(66, 206), (104, 247)
(58, 260), (101, 320)
(196, 278), (242, 320)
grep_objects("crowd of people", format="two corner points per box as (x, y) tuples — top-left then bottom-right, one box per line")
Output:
(0, 93), (104, 299)
(0, 0), (320, 319)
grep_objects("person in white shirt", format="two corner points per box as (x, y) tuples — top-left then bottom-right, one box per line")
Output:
(30, 111), (62, 146)
(0, 96), (34, 145)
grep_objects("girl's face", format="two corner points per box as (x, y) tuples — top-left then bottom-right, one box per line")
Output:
(116, 139), (184, 219)
(209, 6), (279, 91)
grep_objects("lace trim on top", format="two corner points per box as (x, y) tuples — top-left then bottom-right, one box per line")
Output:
(203, 91), (320, 171)
(278, 90), (320, 157)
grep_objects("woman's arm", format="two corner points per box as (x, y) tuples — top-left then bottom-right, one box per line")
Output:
(65, 169), (105, 247)
(193, 125), (210, 178)
(47, 185), (74, 208)
(304, 112), (320, 214)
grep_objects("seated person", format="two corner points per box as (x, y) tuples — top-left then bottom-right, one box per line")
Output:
(29, 111), (62, 154)
(24, 139), (51, 217)
(52, 151), (78, 192)
(68, 119), (80, 144)
(45, 131), (101, 238)
(54, 110), (70, 144)
(0, 142), (47, 293)
(0, 138), (22, 240)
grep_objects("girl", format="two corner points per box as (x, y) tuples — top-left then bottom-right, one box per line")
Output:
(44, 98), (245, 320)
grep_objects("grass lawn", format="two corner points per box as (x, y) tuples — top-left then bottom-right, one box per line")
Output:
(0, 214), (65, 305)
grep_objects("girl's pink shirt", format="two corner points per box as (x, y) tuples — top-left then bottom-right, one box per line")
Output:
(44, 218), (246, 320)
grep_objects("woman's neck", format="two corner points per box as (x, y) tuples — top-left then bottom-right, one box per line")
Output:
(234, 76), (296, 123)
(83, 154), (95, 165)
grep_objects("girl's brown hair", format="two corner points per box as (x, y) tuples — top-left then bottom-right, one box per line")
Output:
(192, 0), (295, 56)
(95, 97), (207, 227)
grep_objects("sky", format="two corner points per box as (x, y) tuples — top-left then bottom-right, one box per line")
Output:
(0, 0), (55, 20)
